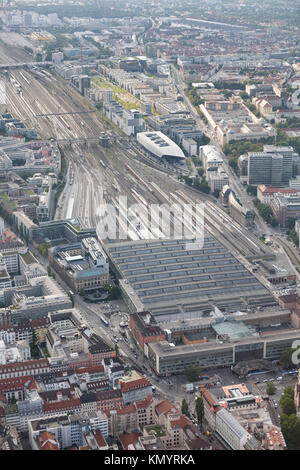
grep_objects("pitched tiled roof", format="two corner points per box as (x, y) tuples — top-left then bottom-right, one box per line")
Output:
(75, 365), (104, 375)
(170, 414), (190, 429)
(37, 432), (59, 451)
(120, 378), (151, 393)
(116, 404), (136, 415)
(0, 375), (37, 392)
(135, 395), (153, 409)
(200, 388), (216, 407)
(94, 429), (107, 448)
(31, 318), (49, 328)
(0, 324), (14, 331)
(0, 359), (49, 374)
(43, 398), (81, 413)
(95, 389), (122, 401)
(119, 431), (142, 450)
(155, 399), (177, 415)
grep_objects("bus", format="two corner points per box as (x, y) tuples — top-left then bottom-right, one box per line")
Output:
(246, 369), (272, 376)
(100, 315), (109, 327)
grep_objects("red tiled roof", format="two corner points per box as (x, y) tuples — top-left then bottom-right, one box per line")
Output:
(120, 378), (151, 393)
(94, 429), (107, 448)
(155, 399), (177, 415)
(258, 185), (300, 195)
(200, 388), (216, 407)
(265, 426), (286, 448)
(0, 375), (37, 392)
(43, 398), (81, 413)
(170, 414), (191, 429)
(0, 359), (49, 373)
(135, 395), (153, 409)
(38, 432), (59, 451)
(31, 318), (49, 328)
(75, 365), (104, 375)
(119, 404), (136, 414)
(119, 431), (142, 450)
(0, 324), (14, 331)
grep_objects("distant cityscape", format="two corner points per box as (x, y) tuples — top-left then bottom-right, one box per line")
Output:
(0, 0), (299, 455)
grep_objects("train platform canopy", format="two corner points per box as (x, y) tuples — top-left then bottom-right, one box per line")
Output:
(136, 131), (185, 162)
(105, 236), (276, 320)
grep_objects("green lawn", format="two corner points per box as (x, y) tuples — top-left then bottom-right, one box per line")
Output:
(147, 426), (166, 437)
(92, 76), (141, 110)
(0, 192), (16, 209)
(20, 251), (37, 265)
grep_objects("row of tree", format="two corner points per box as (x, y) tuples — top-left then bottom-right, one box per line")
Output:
(253, 198), (278, 227)
(280, 386), (300, 450)
(181, 397), (204, 428)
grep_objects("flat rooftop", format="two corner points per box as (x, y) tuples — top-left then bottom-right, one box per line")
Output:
(212, 321), (257, 340)
(149, 327), (300, 359)
(105, 237), (275, 317)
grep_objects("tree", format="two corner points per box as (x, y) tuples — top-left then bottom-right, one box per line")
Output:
(281, 397), (296, 416)
(280, 413), (300, 450)
(181, 398), (190, 418)
(185, 367), (200, 382)
(287, 217), (296, 231)
(240, 91), (249, 100)
(247, 185), (257, 197)
(107, 286), (122, 300)
(281, 386), (297, 416)
(229, 157), (238, 171)
(68, 291), (74, 308)
(266, 382), (276, 396)
(280, 349), (298, 369)
(79, 288), (85, 296)
(212, 188), (220, 199)
(195, 396), (204, 428)
(282, 386), (295, 401)
(37, 243), (51, 256)
(193, 177), (210, 194)
(115, 344), (120, 357)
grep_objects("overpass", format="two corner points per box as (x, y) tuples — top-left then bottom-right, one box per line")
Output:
(0, 62), (52, 70)
(56, 136), (105, 144)
(35, 111), (97, 117)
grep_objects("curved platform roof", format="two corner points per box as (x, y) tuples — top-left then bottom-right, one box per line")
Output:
(136, 131), (185, 162)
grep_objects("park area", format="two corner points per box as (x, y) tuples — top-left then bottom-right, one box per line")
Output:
(92, 76), (141, 110)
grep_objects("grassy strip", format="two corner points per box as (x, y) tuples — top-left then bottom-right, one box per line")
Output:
(92, 76), (141, 110)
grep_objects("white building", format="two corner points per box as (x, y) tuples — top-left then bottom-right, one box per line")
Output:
(215, 407), (254, 450)
(0, 340), (31, 372)
(1, 251), (19, 274)
(52, 51), (64, 66)
(0, 326), (16, 344)
(207, 167), (229, 192)
(87, 411), (109, 437)
(182, 137), (197, 157)
(199, 145), (223, 172)
(136, 131), (185, 163)
(28, 414), (88, 450)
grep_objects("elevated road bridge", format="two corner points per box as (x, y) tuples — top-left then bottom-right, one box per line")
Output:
(35, 111), (97, 117)
(0, 62), (52, 70)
